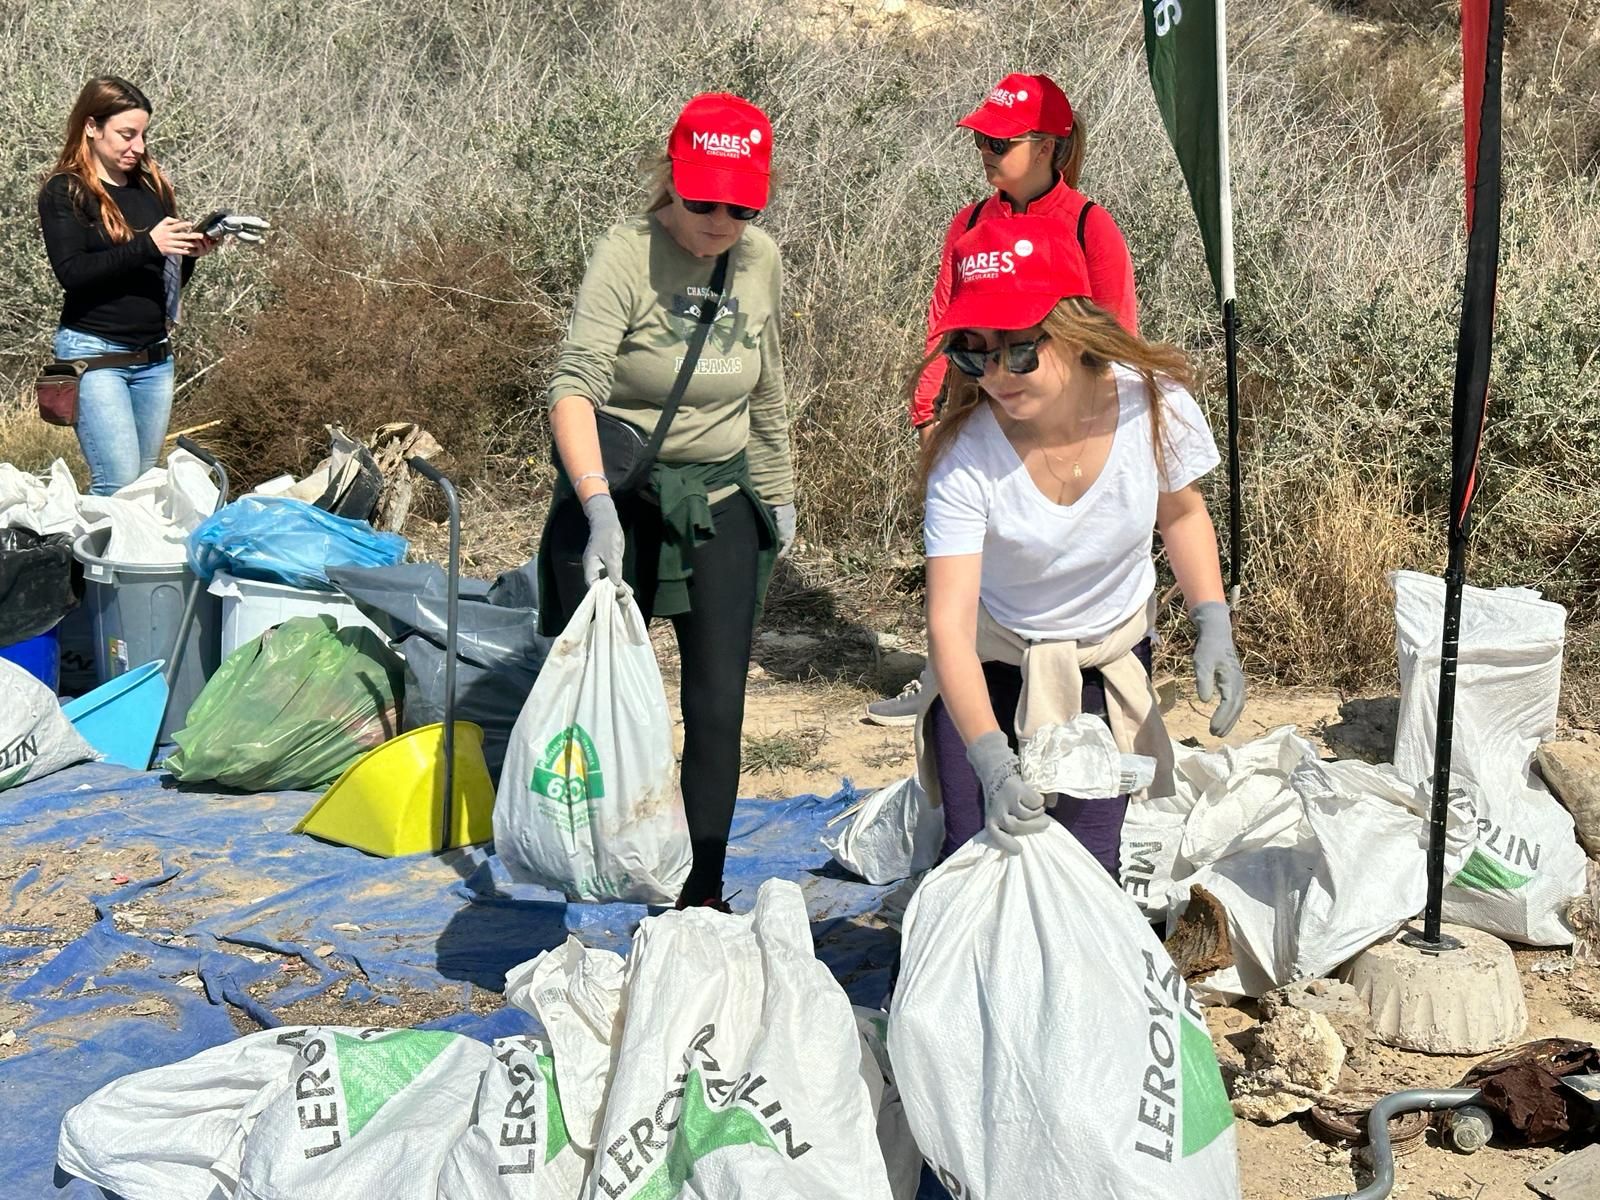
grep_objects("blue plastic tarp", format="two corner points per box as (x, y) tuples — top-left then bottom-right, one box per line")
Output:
(0, 760), (932, 1199)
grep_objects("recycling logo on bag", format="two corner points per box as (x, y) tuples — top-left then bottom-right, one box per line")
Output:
(531, 725), (605, 833)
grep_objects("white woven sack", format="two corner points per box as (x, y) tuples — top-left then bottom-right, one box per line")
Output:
(437, 1034), (587, 1199)
(583, 879), (894, 1199)
(889, 824), (1240, 1200)
(1392, 570), (1585, 944)
(2, 657), (96, 790)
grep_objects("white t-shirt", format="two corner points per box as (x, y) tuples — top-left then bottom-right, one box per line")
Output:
(923, 364), (1220, 641)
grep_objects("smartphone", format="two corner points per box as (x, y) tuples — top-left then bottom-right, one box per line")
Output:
(190, 210), (229, 237)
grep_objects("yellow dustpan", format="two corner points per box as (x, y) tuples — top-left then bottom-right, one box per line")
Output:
(295, 721), (495, 855)
(293, 458), (496, 857)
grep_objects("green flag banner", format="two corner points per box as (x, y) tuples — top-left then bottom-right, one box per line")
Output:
(1143, 0), (1228, 302)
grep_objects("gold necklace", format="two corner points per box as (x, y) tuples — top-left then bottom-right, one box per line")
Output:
(1011, 382), (1103, 492)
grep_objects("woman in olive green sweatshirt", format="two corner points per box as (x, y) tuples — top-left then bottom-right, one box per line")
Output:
(539, 93), (795, 911)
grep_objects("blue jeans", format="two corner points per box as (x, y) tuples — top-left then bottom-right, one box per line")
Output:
(54, 327), (174, 497)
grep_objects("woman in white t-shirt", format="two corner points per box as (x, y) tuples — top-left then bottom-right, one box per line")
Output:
(917, 214), (1245, 874)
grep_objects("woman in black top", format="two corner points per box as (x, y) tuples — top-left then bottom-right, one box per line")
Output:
(37, 77), (213, 495)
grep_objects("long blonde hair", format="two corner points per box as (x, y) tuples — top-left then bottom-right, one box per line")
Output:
(41, 76), (177, 243)
(920, 297), (1194, 484)
(1051, 113), (1087, 189)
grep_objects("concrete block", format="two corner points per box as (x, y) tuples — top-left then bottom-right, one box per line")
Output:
(1342, 922), (1527, 1054)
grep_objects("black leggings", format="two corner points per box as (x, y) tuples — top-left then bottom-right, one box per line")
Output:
(544, 487), (760, 906)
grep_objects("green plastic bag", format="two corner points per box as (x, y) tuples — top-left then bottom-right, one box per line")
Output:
(165, 615), (403, 791)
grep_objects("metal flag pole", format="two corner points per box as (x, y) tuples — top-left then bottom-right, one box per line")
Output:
(1420, 0), (1505, 947)
(1216, 0), (1242, 608)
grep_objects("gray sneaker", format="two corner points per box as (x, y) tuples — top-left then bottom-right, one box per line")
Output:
(865, 677), (924, 727)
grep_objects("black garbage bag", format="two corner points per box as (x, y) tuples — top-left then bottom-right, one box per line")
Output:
(327, 560), (551, 783)
(0, 529), (76, 649)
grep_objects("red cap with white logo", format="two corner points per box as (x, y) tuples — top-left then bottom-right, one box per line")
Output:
(935, 215), (1093, 335)
(957, 72), (1074, 140)
(668, 93), (773, 210)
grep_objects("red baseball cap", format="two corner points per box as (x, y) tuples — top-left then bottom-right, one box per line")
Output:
(957, 72), (1074, 140)
(667, 93), (773, 211)
(934, 215), (1092, 335)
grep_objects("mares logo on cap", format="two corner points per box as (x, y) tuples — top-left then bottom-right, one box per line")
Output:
(986, 86), (1029, 108)
(690, 130), (758, 159)
(956, 238), (1034, 282)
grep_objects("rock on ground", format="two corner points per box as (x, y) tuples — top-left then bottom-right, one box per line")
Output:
(1536, 740), (1600, 857)
(1231, 1008), (1347, 1123)
(1259, 978), (1371, 1066)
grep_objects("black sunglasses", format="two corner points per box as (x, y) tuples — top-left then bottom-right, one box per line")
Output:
(972, 130), (1045, 157)
(682, 198), (763, 221)
(944, 334), (1051, 378)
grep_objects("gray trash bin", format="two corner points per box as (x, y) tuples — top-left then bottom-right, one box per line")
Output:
(73, 529), (221, 741)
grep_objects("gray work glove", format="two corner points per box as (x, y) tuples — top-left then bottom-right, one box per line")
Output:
(1191, 600), (1246, 737)
(208, 212), (271, 244)
(967, 730), (1051, 854)
(772, 502), (796, 559)
(581, 492), (625, 587)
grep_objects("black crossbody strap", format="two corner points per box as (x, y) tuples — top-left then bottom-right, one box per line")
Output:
(1076, 200), (1096, 251)
(640, 249), (731, 466)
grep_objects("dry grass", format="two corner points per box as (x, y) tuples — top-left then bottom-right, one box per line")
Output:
(1, 0), (1596, 705)
(0, 392), (82, 480)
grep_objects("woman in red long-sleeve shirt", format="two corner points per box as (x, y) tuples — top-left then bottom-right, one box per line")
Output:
(870, 71), (1141, 726)
(910, 72), (1139, 439)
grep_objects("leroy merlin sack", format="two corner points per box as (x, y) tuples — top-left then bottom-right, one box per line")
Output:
(889, 824), (1240, 1200)
(437, 1034), (587, 1200)
(584, 878), (895, 1199)
(495, 580), (690, 903)
(1392, 570), (1586, 945)
(235, 1027), (490, 1199)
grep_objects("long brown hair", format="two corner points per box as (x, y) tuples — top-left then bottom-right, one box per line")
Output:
(920, 297), (1194, 484)
(42, 77), (177, 243)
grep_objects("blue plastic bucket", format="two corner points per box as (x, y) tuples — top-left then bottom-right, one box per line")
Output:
(61, 659), (168, 771)
(0, 627), (61, 693)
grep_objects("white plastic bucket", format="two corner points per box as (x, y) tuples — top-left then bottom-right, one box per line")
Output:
(211, 571), (387, 658)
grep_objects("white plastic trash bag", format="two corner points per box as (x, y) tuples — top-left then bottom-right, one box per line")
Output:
(57, 1026), (352, 1200)
(1392, 570), (1586, 944)
(583, 879), (895, 1199)
(2, 657), (97, 790)
(889, 823), (1240, 1200)
(495, 580), (690, 903)
(853, 1008), (922, 1200)
(505, 935), (626, 1156)
(1120, 789), (1194, 919)
(437, 1034), (587, 1200)
(823, 777), (942, 885)
(236, 1027), (491, 1199)
(1020, 713), (1156, 798)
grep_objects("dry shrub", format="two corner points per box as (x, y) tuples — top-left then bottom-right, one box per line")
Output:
(1240, 463), (1439, 690)
(0, 390), (83, 480)
(178, 222), (557, 487)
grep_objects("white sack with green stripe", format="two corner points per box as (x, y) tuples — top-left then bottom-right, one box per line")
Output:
(234, 1027), (490, 1199)
(582, 878), (894, 1200)
(889, 823), (1241, 1199)
(494, 580), (690, 903)
(1392, 570), (1585, 945)
(438, 1034), (586, 1199)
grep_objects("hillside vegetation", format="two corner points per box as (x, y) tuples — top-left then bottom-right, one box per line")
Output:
(2, 0), (1596, 705)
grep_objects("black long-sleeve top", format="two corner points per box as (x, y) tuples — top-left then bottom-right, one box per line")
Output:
(37, 172), (196, 348)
